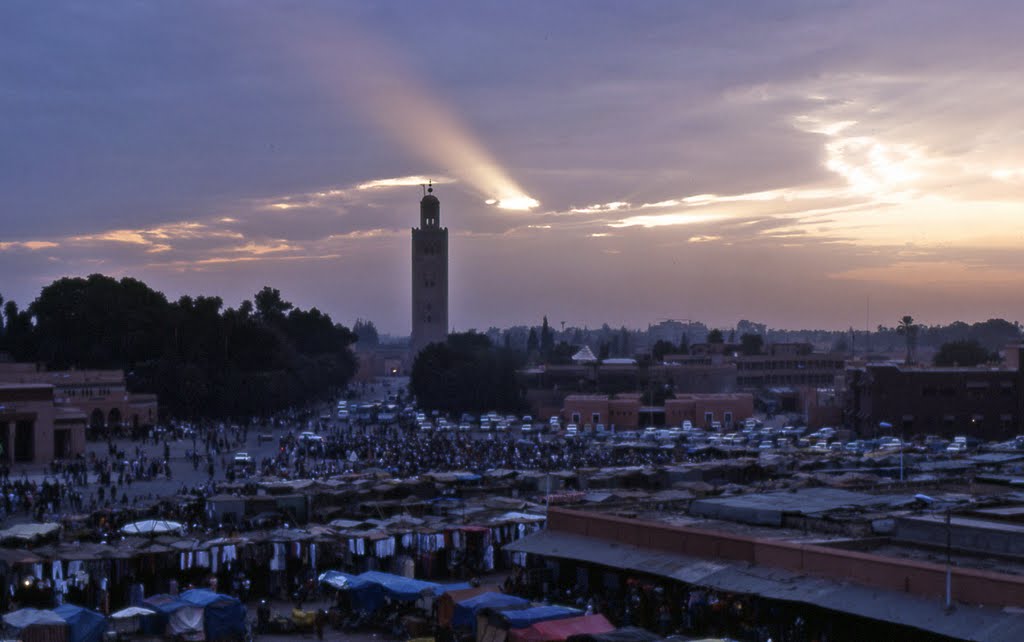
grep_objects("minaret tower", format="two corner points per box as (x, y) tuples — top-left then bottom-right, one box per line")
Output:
(410, 182), (449, 355)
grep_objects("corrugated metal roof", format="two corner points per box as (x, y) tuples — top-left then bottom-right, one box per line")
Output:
(506, 530), (1024, 641)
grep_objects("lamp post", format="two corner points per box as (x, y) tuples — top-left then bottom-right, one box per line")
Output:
(945, 509), (953, 611)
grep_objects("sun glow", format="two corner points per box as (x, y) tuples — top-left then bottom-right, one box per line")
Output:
(285, 21), (539, 211)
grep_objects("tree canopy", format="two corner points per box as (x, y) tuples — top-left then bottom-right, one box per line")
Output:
(1, 274), (357, 420)
(739, 333), (764, 356)
(933, 340), (994, 367)
(410, 331), (525, 414)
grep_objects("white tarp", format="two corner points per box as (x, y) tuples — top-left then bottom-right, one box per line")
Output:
(109, 607), (155, 634)
(167, 606), (204, 641)
(0, 523), (61, 541)
(121, 520), (184, 535)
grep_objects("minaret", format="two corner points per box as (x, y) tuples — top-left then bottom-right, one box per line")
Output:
(411, 183), (449, 356)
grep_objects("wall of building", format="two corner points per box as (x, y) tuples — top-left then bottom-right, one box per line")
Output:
(849, 363), (1023, 439)
(664, 393), (754, 428)
(0, 363), (158, 431)
(562, 396), (610, 429)
(545, 507), (1024, 609)
(0, 384), (86, 466)
(894, 515), (1024, 558)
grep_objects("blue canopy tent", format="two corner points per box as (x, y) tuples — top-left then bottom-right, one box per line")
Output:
(499, 605), (582, 629)
(357, 571), (441, 600)
(53, 605), (106, 642)
(452, 592), (531, 631)
(2, 607), (68, 642)
(179, 589), (246, 642)
(345, 571), (442, 615)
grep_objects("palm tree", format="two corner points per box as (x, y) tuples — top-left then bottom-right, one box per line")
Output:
(896, 315), (919, 365)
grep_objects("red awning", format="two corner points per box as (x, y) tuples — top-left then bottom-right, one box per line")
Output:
(509, 614), (614, 642)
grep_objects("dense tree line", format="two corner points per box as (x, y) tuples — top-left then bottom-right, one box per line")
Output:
(0, 275), (357, 420)
(410, 331), (525, 414)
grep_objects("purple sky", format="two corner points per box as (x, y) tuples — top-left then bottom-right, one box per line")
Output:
(3, 1), (1024, 335)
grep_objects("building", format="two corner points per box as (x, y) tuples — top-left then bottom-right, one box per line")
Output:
(507, 506), (1024, 641)
(561, 392), (753, 430)
(0, 384), (87, 466)
(521, 343), (842, 425)
(847, 353), (1024, 439)
(410, 185), (449, 356)
(664, 392), (754, 428)
(0, 363), (158, 436)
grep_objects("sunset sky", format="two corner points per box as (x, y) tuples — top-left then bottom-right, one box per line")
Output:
(3, 1), (1024, 335)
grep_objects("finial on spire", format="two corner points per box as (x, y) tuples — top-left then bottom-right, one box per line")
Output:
(427, 179), (433, 194)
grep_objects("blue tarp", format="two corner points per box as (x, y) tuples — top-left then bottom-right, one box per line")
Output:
(2, 608), (65, 630)
(54, 605), (106, 642)
(499, 605), (583, 629)
(453, 592), (531, 630)
(142, 594), (189, 614)
(345, 571), (443, 614)
(357, 571), (442, 600)
(179, 589), (246, 641)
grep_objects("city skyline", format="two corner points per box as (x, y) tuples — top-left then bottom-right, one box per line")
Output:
(3, 2), (1024, 334)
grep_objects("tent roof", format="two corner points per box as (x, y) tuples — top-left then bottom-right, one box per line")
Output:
(566, 626), (663, 642)
(2, 607), (66, 629)
(453, 592), (531, 629)
(572, 346), (598, 363)
(54, 604), (107, 642)
(355, 571), (441, 600)
(110, 607), (157, 619)
(499, 605), (583, 629)
(179, 589), (241, 608)
(512, 614), (614, 641)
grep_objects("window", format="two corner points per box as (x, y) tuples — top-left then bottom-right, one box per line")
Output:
(572, 413), (581, 424)
(704, 411), (714, 425)
(592, 413), (601, 425)
(724, 412), (733, 426)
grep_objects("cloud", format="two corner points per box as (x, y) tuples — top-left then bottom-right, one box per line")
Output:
(608, 212), (727, 229)
(0, 241), (59, 251)
(4, 2), (1024, 332)
(571, 201), (631, 214)
(357, 175), (452, 190)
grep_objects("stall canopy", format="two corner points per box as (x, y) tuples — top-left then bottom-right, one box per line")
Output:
(566, 626), (664, 642)
(510, 614), (614, 642)
(109, 607), (158, 635)
(343, 571), (443, 615)
(53, 605), (106, 642)
(500, 606), (583, 629)
(452, 592), (531, 630)
(178, 589), (247, 642)
(318, 570), (360, 590)
(142, 594), (205, 639)
(121, 519), (184, 535)
(357, 571), (441, 600)
(2, 607), (67, 629)
(437, 585), (500, 628)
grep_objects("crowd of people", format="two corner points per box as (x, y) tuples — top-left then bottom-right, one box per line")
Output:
(224, 422), (678, 482)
